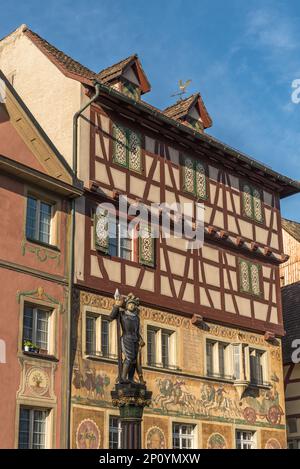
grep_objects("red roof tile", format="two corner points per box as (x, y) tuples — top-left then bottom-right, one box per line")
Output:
(164, 93), (212, 129)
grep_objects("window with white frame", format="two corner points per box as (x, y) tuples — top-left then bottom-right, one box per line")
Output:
(206, 340), (231, 379)
(109, 416), (122, 449)
(232, 344), (241, 380)
(147, 326), (176, 369)
(108, 219), (134, 261)
(172, 423), (196, 449)
(23, 304), (52, 354)
(85, 313), (116, 359)
(236, 430), (256, 449)
(249, 348), (267, 385)
(18, 407), (49, 449)
(26, 196), (53, 245)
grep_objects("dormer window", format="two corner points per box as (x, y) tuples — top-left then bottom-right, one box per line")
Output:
(122, 80), (140, 101)
(98, 54), (151, 100)
(185, 115), (203, 132)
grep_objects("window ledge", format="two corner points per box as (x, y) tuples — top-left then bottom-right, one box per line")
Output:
(146, 364), (181, 372)
(21, 351), (59, 362)
(84, 353), (118, 363)
(205, 374), (235, 384)
(26, 237), (60, 252)
(249, 381), (272, 390)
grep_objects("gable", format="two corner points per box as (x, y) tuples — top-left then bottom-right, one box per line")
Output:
(0, 71), (73, 184)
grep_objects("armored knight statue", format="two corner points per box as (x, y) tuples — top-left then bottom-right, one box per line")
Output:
(109, 290), (145, 384)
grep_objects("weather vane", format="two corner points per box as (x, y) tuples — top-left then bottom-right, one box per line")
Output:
(171, 79), (192, 100)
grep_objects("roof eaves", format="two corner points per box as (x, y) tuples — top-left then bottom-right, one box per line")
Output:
(93, 80), (300, 197)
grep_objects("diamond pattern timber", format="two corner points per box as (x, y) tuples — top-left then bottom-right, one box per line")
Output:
(196, 161), (206, 199)
(95, 209), (109, 253)
(250, 264), (261, 296)
(183, 156), (195, 194)
(240, 260), (250, 293)
(253, 188), (263, 223)
(243, 184), (253, 218)
(113, 123), (127, 167)
(139, 224), (155, 267)
(129, 130), (142, 172)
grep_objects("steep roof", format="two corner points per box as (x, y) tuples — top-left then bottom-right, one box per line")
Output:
(282, 218), (300, 243)
(24, 27), (97, 85)
(282, 281), (300, 364)
(164, 93), (212, 129)
(23, 26), (150, 92)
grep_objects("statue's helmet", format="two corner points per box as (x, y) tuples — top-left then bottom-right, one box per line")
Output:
(126, 292), (140, 307)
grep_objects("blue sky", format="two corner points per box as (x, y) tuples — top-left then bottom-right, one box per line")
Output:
(1, 0), (300, 220)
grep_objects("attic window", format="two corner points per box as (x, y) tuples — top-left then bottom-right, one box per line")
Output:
(185, 115), (203, 132)
(122, 80), (140, 101)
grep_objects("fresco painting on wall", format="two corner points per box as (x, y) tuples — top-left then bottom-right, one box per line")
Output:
(207, 433), (227, 449)
(72, 364), (111, 403)
(76, 419), (101, 449)
(152, 375), (284, 428)
(146, 426), (166, 449)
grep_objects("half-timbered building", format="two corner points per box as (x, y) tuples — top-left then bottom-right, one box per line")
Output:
(1, 24), (300, 449)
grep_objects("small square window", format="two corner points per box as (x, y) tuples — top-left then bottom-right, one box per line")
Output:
(172, 423), (196, 449)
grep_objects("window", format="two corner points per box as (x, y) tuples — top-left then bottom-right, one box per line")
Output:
(181, 154), (207, 199)
(109, 416), (122, 449)
(23, 304), (51, 353)
(147, 328), (156, 366)
(287, 418), (298, 434)
(95, 213), (155, 267)
(85, 313), (115, 359)
(173, 423), (196, 449)
(113, 123), (142, 173)
(288, 439), (300, 449)
(236, 430), (256, 449)
(147, 326), (175, 369)
(206, 340), (231, 379)
(249, 348), (266, 386)
(161, 331), (170, 368)
(239, 259), (261, 296)
(233, 344), (241, 380)
(242, 183), (264, 223)
(186, 115), (203, 132)
(86, 315), (96, 355)
(18, 407), (49, 449)
(122, 81), (140, 101)
(108, 220), (134, 261)
(26, 196), (53, 245)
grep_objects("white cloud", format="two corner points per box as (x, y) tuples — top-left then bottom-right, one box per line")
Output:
(246, 9), (296, 51)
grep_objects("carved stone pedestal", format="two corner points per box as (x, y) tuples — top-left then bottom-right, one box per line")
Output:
(111, 383), (152, 449)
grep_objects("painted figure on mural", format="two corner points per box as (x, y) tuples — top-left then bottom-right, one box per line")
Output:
(109, 290), (145, 384)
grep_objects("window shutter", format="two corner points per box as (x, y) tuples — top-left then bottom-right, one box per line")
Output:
(139, 224), (155, 267)
(94, 209), (109, 253)
(242, 184), (253, 218)
(113, 123), (127, 167)
(182, 155), (195, 194)
(250, 263), (261, 296)
(240, 260), (250, 293)
(253, 188), (263, 223)
(195, 161), (207, 199)
(128, 130), (142, 173)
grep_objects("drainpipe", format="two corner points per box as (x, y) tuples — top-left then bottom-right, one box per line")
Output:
(66, 81), (101, 448)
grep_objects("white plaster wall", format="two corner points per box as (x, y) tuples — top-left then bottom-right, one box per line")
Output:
(0, 28), (81, 167)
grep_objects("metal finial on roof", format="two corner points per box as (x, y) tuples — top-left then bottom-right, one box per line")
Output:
(171, 79), (192, 100)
